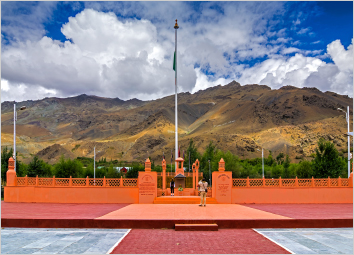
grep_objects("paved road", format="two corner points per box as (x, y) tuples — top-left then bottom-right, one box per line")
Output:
(255, 228), (353, 254)
(1, 228), (130, 254)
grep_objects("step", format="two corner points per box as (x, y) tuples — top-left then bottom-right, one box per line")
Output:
(175, 223), (218, 231)
(154, 196), (218, 204)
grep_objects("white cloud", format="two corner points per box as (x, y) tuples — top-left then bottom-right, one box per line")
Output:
(1, 9), (197, 101)
(237, 40), (353, 97)
(297, 27), (310, 35)
(1, 79), (58, 102)
(281, 47), (301, 55)
(1, 3), (353, 103)
(1, 2), (57, 45)
(192, 68), (234, 93)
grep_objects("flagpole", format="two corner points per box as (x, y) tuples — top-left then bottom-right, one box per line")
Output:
(174, 19), (179, 173)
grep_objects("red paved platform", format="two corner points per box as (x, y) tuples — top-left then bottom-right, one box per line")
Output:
(243, 203), (353, 219)
(1, 202), (352, 229)
(110, 229), (291, 254)
(1, 202), (130, 219)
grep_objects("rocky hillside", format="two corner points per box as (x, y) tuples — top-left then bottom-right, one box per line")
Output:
(1, 81), (352, 164)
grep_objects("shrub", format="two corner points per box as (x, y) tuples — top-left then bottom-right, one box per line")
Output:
(27, 156), (52, 177)
(54, 155), (83, 178)
(312, 138), (344, 178)
(296, 160), (313, 178)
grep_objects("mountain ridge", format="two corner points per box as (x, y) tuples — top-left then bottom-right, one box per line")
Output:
(1, 81), (352, 164)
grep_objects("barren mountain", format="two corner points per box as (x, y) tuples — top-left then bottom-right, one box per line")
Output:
(1, 81), (352, 164)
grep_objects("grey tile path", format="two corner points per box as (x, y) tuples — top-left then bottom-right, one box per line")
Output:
(255, 228), (353, 254)
(1, 228), (130, 254)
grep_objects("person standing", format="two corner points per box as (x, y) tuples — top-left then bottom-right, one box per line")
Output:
(198, 178), (208, 206)
(170, 179), (175, 196)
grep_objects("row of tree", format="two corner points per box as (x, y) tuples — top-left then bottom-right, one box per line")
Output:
(1, 138), (351, 184)
(188, 138), (350, 183)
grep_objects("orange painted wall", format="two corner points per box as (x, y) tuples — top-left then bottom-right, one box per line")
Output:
(231, 187), (353, 203)
(4, 186), (139, 203)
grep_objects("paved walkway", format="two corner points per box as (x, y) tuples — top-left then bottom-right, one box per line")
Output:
(1, 228), (130, 254)
(255, 228), (353, 254)
(108, 229), (291, 254)
(2, 228), (352, 254)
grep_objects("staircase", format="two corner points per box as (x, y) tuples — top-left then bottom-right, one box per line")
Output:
(175, 223), (218, 231)
(153, 196), (218, 204)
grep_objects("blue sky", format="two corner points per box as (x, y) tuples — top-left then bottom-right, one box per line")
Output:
(1, 1), (353, 102)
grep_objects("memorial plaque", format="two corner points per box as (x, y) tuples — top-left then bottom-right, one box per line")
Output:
(214, 172), (232, 203)
(138, 172), (157, 203)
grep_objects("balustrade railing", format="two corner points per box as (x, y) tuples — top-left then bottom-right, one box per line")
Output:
(15, 176), (138, 187)
(232, 177), (349, 188)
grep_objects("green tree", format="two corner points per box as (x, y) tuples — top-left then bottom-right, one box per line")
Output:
(201, 141), (216, 171)
(126, 164), (144, 178)
(271, 164), (283, 178)
(83, 165), (94, 178)
(1, 147), (22, 182)
(265, 151), (275, 166)
(54, 155), (83, 178)
(276, 152), (285, 165)
(282, 155), (291, 178)
(27, 156), (52, 177)
(312, 138), (344, 178)
(185, 139), (202, 171)
(296, 160), (313, 178)
(106, 164), (121, 178)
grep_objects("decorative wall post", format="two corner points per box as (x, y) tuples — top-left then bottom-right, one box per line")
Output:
(103, 176), (106, 187)
(162, 159), (166, 190)
(246, 176), (250, 187)
(195, 159), (199, 188)
(86, 176), (89, 186)
(6, 157), (16, 186)
(69, 176), (72, 186)
(120, 176), (123, 187)
(312, 176), (315, 187)
(25, 175), (28, 186)
(218, 158), (225, 171)
(295, 176), (298, 187)
(338, 176), (342, 187)
(212, 158), (232, 203)
(279, 176), (282, 187)
(139, 158), (157, 203)
(328, 176), (331, 187)
(36, 175), (39, 186)
(192, 163), (196, 190)
(145, 158), (151, 172)
(262, 177), (265, 187)
(53, 176), (55, 186)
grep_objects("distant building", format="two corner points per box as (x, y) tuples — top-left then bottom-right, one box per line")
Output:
(114, 167), (132, 173)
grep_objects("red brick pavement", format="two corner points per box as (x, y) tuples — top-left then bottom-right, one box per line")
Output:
(243, 203), (353, 219)
(1, 202), (130, 219)
(110, 229), (291, 254)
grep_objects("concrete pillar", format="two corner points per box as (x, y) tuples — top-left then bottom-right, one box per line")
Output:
(6, 157), (16, 186)
(192, 163), (196, 190)
(162, 159), (166, 190)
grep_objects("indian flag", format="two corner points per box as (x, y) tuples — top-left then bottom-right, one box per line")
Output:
(173, 51), (176, 71)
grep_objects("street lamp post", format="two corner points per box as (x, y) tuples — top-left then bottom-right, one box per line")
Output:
(93, 146), (101, 184)
(13, 102), (26, 172)
(208, 160), (211, 186)
(338, 107), (351, 178)
(257, 148), (264, 178)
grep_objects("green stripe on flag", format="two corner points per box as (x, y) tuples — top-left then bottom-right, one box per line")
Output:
(173, 51), (176, 71)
